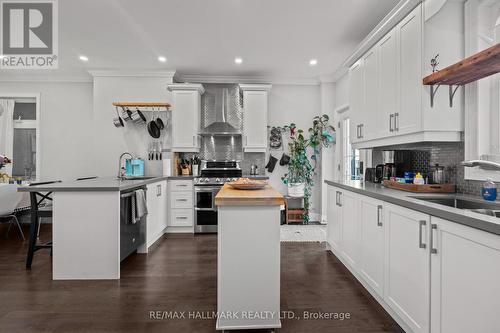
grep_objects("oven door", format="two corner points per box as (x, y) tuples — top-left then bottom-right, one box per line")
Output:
(194, 186), (220, 233)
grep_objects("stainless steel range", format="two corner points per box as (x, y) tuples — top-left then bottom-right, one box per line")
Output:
(194, 160), (242, 233)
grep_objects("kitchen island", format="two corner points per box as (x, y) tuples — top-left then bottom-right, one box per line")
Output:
(19, 176), (170, 280)
(215, 184), (285, 331)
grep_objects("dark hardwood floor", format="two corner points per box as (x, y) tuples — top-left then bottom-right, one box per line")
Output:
(0, 224), (403, 333)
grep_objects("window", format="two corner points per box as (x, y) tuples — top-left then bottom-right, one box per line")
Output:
(342, 118), (360, 180)
(12, 100), (38, 179)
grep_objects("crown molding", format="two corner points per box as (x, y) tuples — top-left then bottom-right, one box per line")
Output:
(167, 83), (205, 94)
(0, 73), (93, 83)
(319, 66), (349, 83)
(239, 84), (272, 92)
(340, 0), (422, 70)
(175, 73), (320, 86)
(88, 69), (176, 79)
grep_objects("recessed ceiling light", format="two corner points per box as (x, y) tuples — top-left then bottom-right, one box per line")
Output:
(158, 56), (167, 63)
(309, 59), (318, 66)
(79, 55), (89, 62)
(234, 57), (243, 64)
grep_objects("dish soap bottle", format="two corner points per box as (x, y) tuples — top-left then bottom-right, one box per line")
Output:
(482, 179), (497, 201)
(413, 172), (425, 185)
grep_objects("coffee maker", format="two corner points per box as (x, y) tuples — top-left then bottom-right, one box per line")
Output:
(374, 151), (397, 183)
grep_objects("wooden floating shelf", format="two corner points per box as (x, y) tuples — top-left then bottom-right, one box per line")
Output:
(112, 102), (171, 108)
(422, 43), (500, 108)
(423, 43), (500, 86)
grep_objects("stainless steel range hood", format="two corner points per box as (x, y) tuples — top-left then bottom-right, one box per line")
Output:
(199, 88), (241, 136)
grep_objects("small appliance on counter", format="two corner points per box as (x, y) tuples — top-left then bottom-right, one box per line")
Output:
(374, 164), (385, 183)
(250, 164), (259, 175)
(364, 167), (376, 183)
(125, 158), (145, 177)
(430, 163), (448, 184)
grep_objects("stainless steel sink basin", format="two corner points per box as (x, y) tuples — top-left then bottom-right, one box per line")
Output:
(410, 197), (500, 218)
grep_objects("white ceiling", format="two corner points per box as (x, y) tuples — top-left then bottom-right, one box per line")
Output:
(2, 0), (401, 82)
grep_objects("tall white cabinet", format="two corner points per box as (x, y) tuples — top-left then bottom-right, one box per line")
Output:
(146, 180), (168, 248)
(167, 84), (205, 152)
(348, 1), (464, 148)
(239, 84), (272, 153)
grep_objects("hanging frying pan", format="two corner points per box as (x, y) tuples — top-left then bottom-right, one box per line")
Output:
(155, 108), (165, 130)
(147, 116), (161, 138)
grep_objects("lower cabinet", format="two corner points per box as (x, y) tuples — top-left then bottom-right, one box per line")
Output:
(327, 186), (342, 251)
(146, 180), (168, 247)
(339, 190), (359, 268)
(359, 196), (385, 298)
(430, 217), (500, 333)
(326, 184), (500, 333)
(384, 204), (430, 333)
(167, 179), (194, 232)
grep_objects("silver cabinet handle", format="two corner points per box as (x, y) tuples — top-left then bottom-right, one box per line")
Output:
(389, 114), (394, 132)
(419, 220), (427, 249)
(177, 216), (188, 220)
(394, 113), (399, 131)
(176, 184), (188, 187)
(430, 224), (438, 254)
(377, 205), (383, 227)
(338, 192), (343, 207)
(157, 184), (162, 197)
(177, 198), (188, 202)
(361, 124), (364, 138)
(335, 191), (339, 206)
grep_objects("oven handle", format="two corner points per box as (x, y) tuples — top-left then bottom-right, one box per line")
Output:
(195, 207), (218, 212)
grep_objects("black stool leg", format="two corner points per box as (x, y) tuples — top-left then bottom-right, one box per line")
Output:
(26, 212), (39, 269)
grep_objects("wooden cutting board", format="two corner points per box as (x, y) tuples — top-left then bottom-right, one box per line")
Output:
(382, 180), (455, 193)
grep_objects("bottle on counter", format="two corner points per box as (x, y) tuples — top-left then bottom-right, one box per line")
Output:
(482, 179), (497, 201)
(413, 172), (425, 185)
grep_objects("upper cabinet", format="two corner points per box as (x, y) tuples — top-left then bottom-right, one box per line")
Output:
(349, 1), (464, 148)
(239, 84), (272, 153)
(167, 84), (205, 152)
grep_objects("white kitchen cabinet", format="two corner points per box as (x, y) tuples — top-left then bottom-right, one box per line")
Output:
(239, 84), (271, 152)
(430, 217), (500, 333)
(358, 196), (385, 298)
(339, 190), (359, 269)
(167, 84), (205, 152)
(348, 1), (463, 148)
(396, 4), (422, 136)
(167, 179), (194, 232)
(146, 180), (168, 247)
(349, 59), (364, 144)
(384, 203), (430, 333)
(361, 47), (379, 141)
(377, 27), (398, 137)
(327, 186), (342, 251)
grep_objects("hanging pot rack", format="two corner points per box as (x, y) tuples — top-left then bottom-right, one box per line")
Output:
(112, 102), (171, 111)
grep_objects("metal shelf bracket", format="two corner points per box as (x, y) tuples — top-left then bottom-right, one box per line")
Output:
(429, 84), (461, 108)
(429, 83), (441, 108)
(449, 85), (461, 108)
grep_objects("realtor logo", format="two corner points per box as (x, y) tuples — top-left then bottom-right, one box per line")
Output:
(0, 0), (58, 69)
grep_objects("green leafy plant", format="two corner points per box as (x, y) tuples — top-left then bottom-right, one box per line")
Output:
(275, 115), (335, 222)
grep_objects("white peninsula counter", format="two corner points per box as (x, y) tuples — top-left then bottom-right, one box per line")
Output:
(215, 184), (285, 331)
(18, 176), (169, 280)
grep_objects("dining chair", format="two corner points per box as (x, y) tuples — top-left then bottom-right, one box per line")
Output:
(26, 180), (62, 269)
(0, 184), (25, 240)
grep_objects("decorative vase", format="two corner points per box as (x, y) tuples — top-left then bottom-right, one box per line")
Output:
(288, 183), (305, 197)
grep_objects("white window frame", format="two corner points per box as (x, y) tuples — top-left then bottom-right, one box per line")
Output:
(0, 93), (41, 180)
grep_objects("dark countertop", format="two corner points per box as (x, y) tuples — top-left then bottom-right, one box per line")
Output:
(325, 179), (500, 236)
(19, 176), (171, 192)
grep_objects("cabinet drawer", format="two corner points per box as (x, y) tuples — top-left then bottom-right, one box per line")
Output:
(170, 209), (193, 227)
(170, 192), (193, 209)
(169, 180), (193, 192)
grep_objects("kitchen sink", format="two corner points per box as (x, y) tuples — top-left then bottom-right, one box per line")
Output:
(410, 197), (500, 218)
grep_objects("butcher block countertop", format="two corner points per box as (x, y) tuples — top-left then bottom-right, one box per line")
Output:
(215, 184), (285, 206)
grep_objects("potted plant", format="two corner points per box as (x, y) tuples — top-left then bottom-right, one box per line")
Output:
(279, 115), (335, 222)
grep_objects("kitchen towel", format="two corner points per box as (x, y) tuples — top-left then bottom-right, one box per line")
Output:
(134, 189), (148, 223)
